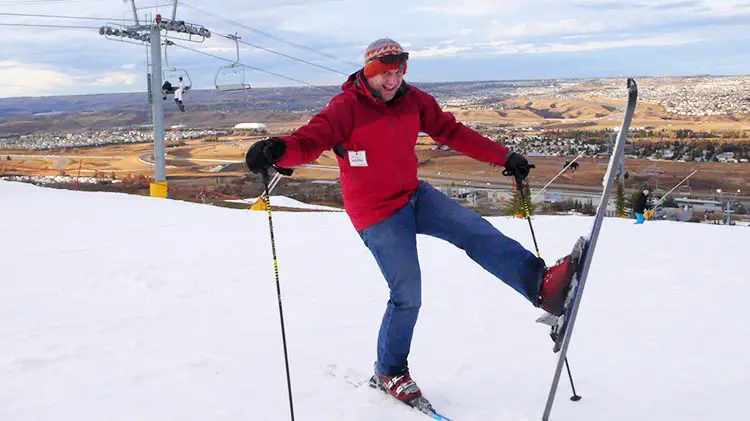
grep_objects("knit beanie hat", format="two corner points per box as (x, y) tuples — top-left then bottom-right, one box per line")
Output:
(363, 38), (408, 79)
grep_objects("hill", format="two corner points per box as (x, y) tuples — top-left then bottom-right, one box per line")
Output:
(3, 76), (749, 136)
(0, 179), (746, 420)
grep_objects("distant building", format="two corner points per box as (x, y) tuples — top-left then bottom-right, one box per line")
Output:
(674, 198), (721, 213)
(233, 122), (268, 134)
(170, 125), (185, 143)
(716, 152), (735, 163)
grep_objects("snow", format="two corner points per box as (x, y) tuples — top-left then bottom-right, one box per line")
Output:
(1, 175), (121, 185)
(0, 179), (747, 421)
(227, 195), (343, 211)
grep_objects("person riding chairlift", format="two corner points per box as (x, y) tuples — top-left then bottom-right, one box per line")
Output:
(161, 77), (186, 112)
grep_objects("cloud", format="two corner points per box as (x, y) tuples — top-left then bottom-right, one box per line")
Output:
(2, 0), (750, 97)
(510, 34), (704, 54)
(93, 72), (138, 87)
(571, 1), (643, 11)
(652, 1), (704, 10)
(0, 61), (142, 97)
(416, 0), (524, 15)
(0, 61), (76, 97)
(487, 19), (623, 39)
(410, 45), (472, 58)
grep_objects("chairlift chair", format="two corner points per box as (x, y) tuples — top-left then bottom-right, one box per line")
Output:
(214, 34), (251, 92)
(162, 41), (192, 97)
(215, 66), (251, 92)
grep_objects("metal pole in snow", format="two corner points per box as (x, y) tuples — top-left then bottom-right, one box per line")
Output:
(654, 169), (698, 207)
(149, 26), (166, 183)
(531, 151), (586, 202)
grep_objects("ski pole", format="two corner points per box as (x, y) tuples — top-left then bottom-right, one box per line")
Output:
(564, 358), (581, 401)
(260, 168), (295, 421)
(531, 151), (586, 202)
(515, 177), (541, 258)
(516, 174), (582, 402)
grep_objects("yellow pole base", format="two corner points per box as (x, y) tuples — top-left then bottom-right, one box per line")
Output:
(250, 196), (268, 211)
(150, 181), (169, 198)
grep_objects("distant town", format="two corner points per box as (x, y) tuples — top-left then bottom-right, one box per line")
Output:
(0, 128), (224, 150)
(1, 75), (748, 165)
(436, 76), (750, 117)
(3, 125), (748, 165)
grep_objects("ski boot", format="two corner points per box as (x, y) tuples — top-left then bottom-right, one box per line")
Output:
(369, 364), (452, 419)
(370, 366), (422, 403)
(536, 236), (588, 352)
(537, 236), (588, 316)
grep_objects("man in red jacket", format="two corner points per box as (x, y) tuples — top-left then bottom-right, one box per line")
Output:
(245, 38), (577, 404)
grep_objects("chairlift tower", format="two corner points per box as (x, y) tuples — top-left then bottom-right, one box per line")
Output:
(97, 0), (210, 197)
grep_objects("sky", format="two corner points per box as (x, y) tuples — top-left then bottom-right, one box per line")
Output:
(1, 178), (747, 420)
(1, 0), (750, 98)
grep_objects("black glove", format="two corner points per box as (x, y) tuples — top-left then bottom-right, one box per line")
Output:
(503, 152), (534, 181)
(245, 137), (286, 174)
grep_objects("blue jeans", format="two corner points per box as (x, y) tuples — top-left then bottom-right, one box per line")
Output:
(635, 213), (645, 224)
(358, 181), (545, 376)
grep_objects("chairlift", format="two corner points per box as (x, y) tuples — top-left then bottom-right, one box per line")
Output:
(162, 41), (192, 97)
(214, 34), (251, 92)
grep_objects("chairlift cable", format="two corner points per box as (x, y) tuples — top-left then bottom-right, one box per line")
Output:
(179, 1), (361, 68)
(166, 39), (338, 93)
(0, 22), (97, 29)
(213, 30), (349, 77)
(138, 3), (180, 10)
(0, 0), (100, 4)
(0, 12), (137, 21)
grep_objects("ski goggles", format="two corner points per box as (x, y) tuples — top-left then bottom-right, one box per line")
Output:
(375, 52), (409, 65)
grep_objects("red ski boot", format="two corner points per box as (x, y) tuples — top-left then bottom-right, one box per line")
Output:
(370, 367), (422, 403)
(538, 237), (587, 316)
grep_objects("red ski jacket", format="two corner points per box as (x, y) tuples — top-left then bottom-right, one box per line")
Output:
(276, 72), (511, 231)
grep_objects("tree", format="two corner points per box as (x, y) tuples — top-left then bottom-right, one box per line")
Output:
(503, 181), (536, 217)
(582, 199), (596, 216)
(615, 181), (626, 217)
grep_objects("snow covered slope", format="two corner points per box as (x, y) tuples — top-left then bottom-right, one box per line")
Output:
(0, 180), (746, 421)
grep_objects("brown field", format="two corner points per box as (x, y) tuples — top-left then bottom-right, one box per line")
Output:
(2, 99), (748, 200)
(2, 134), (747, 199)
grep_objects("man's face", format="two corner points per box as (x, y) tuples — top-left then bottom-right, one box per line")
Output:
(367, 68), (404, 102)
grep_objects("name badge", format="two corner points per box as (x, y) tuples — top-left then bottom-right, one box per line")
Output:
(348, 150), (368, 167)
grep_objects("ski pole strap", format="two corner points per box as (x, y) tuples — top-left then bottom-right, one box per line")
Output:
(273, 164), (294, 177)
(260, 169), (272, 196)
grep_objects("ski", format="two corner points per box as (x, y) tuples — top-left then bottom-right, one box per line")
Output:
(368, 375), (453, 421)
(541, 78), (638, 421)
